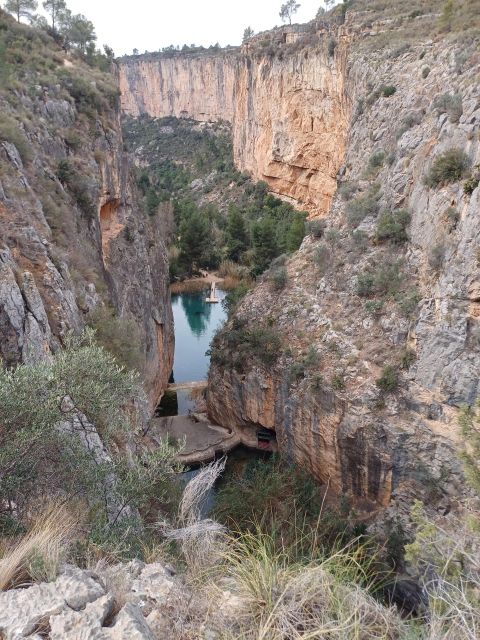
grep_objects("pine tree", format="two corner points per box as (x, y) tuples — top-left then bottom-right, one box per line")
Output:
(5, 0), (37, 23)
(226, 206), (248, 262)
(42, 0), (66, 30)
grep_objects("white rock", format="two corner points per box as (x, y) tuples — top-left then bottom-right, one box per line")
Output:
(0, 566), (104, 640)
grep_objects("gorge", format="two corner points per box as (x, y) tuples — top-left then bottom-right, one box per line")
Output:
(0, 1), (480, 637)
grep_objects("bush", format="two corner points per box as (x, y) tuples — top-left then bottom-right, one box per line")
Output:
(357, 259), (404, 298)
(338, 181), (358, 201)
(395, 111), (423, 139)
(306, 219), (326, 238)
(56, 159), (96, 218)
(421, 66), (430, 78)
(433, 92), (463, 123)
(213, 322), (282, 371)
(428, 242), (446, 271)
(346, 190), (380, 227)
(381, 85), (396, 97)
(0, 331), (137, 520)
(270, 266), (287, 290)
(312, 243), (331, 274)
(376, 365), (399, 392)
(367, 149), (386, 172)
(424, 149), (470, 187)
(87, 306), (143, 371)
(0, 114), (31, 164)
(375, 209), (411, 243)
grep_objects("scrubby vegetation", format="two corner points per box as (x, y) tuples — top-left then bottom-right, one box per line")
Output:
(0, 330), (181, 557)
(123, 115), (307, 279)
(424, 148), (470, 187)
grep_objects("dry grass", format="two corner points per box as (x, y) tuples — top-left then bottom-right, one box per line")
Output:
(0, 502), (78, 590)
(170, 279), (211, 294)
(161, 458), (227, 574)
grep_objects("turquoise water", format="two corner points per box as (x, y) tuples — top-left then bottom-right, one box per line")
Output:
(171, 288), (227, 383)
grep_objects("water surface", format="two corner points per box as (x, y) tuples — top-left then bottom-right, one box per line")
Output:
(171, 288), (227, 383)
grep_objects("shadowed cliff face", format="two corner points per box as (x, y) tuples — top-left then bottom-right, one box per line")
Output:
(0, 18), (173, 410)
(119, 29), (351, 215)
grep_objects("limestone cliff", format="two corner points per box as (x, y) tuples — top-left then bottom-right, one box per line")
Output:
(119, 25), (351, 215)
(0, 11), (173, 408)
(206, 9), (480, 512)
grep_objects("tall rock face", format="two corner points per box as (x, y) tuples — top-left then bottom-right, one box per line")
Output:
(119, 27), (351, 215)
(207, 14), (480, 512)
(0, 12), (173, 408)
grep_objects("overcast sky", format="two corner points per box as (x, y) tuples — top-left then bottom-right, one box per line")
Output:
(59, 0), (327, 56)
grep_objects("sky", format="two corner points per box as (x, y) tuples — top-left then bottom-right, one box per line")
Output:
(58, 0), (327, 56)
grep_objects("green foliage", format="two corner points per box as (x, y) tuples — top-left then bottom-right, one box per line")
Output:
(381, 85), (396, 97)
(395, 110), (423, 139)
(421, 66), (430, 78)
(0, 331), (136, 516)
(211, 320), (281, 371)
(346, 188), (380, 227)
(428, 242), (445, 271)
(306, 218), (326, 238)
(338, 180), (357, 201)
(226, 205), (249, 261)
(375, 209), (411, 243)
(0, 113), (31, 163)
(4, 0), (37, 23)
(221, 281), (251, 317)
(269, 266), (287, 290)
(365, 149), (386, 175)
(364, 299), (384, 316)
(357, 258), (404, 298)
(463, 164), (480, 195)
(214, 454), (366, 555)
(332, 371), (346, 391)
(56, 159), (95, 218)
(312, 242), (331, 275)
(87, 306), (143, 371)
(424, 148), (470, 187)
(459, 402), (480, 495)
(376, 365), (399, 392)
(433, 92), (463, 123)
(178, 209), (213, 274)
(279, 0), (300, 25)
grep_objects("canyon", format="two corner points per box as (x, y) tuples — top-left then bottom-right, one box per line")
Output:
(119, 8), (480, 513)
(119, 23), (351, 215)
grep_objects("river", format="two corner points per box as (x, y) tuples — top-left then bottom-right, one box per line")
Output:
(157, 287), (227, 416)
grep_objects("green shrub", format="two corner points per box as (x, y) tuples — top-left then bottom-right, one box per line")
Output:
(346, 190), (380, 228)
(364, 300), (384, 316)
(87, 306), (143, 371)
(212, 322), (282, 371)
(463, 164), (480, 195)
(381, 85), (396, 97)
(428, 242), (446, 271)
(433, 92), (463, 123)
(270, 266), (287, 290)
(312, 243), (331, 274)
(395, 111), (423, 139)
(421, 66), (430, 78)
(375, 209), (411, 243)
(357, 259), (404, 298)
(338, 181), (358, 201)
(376, 365), (399, 392)
(0, 115), (31, 164)
(56, 159), (96, 218)
(356, 272), (375, 297)
(306, 219), (326, 238)
(332, 372), (346, 390)
(0, 331), (137, 519)
(367, 149), (386, 171)
(424, 148), (470, 187)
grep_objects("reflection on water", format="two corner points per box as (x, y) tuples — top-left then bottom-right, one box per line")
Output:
(171, 288), (227, 383)
(181, 293), (213, 337)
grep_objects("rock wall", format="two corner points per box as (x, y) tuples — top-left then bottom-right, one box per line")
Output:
(208, 26), (480, 512)
(119, 29), (351, 215)
(0, 27), (173, 409)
